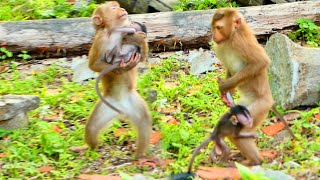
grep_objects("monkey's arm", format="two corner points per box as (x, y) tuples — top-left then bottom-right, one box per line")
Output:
(219, 46), (270, 93)
(123, 33), (149, 62)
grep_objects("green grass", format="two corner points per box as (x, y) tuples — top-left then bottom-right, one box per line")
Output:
(0, 58), (319, 179)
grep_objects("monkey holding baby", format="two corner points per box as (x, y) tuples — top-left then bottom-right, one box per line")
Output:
(85, 1), (152, 160)
(211, 8), (296, 165)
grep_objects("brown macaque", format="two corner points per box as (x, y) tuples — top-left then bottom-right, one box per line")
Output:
(95, 21), (149, 113)
(86, 1), (152, 159)
(211, 8), (296, 165)
(187, 104), (255, 173)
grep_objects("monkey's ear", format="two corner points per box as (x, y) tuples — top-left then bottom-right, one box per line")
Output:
(93, 16), (102, 25)
(234, 17), (241, 28)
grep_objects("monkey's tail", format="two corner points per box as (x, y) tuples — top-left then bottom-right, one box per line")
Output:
(271, 105), (297, 140)
(187, 136), (212, 173)
(95, 63), (123, 114)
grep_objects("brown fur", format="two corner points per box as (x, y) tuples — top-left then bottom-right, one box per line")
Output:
(211, 8), (274, 165)
(85, 1), (151, 158)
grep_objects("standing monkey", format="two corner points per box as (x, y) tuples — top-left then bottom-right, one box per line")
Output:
(85, 1), (152, 159)
(211, 8), (295, 165)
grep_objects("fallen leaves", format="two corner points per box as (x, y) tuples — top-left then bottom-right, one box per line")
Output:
(260, 150), (278, 159)
(159, 107), (178, 114)
(196, 166), (241, 180)
(51, 125), (62, 133)
(0, 66), (9, 73)
(315, 113), (320, 120)
(78, 174), (121, 180)
(0, 152), (7, 158)
(38, 166), (54, 173)
(261, 122), (285, 136)
(114, 128), (127, 138)
(161, 115), (179, 124)
(150, 132), (162, 144)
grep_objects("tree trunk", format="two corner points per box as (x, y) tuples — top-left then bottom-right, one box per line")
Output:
(0, 1), (319, 59)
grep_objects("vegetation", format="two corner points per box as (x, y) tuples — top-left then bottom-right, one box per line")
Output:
(174, 0), (238, 11)
(288, 18), (320, 47)
(0, 0), (97, 21)
(0, 58), (319, 179)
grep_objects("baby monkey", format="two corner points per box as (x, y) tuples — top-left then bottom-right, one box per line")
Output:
(105, 21), (148, 64)
(187, 93), (256, 173)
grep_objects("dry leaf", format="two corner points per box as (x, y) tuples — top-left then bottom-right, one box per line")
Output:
(159, 108), (177, 114)
(114, 128), (127, 137)
(260, 150), (278, 159)
(42, 114), (60, 121)
(261, 122), (285, 136)
(150, 132), (161, 144)
(78, 174), (121, 180)
(164, 82), (178, 88)
(0, 152), (7, 158)
(38, 166), (54, 173)
(161, 115), (179, 124)
(283, 112), (301, 121)
(0, 66), (9, 73)
(314, 114), (320, 120)
(46, 89), (60, 95)
(196, 166), (241, 180)
(51, 125), (62, 133)
(68, 145), (89, 153)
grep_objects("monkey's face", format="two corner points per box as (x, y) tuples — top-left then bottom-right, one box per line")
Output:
(211, 9), (241, 44)
(92, 2), (129, 29)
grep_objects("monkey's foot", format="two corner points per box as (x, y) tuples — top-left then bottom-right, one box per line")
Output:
(239, 159), (262, 166)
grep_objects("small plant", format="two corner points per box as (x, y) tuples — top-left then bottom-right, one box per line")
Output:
(0, 0), (97, 21)
(0, 47), (13, 60)
(288, 18), (320, 47)
(174, 0), (238, 11)
(18, 50), (32, 60)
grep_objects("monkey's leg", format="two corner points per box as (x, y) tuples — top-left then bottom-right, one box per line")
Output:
(215, 138), (231, 163)
(85, 100), (119, 149)
(123, 91), (152, 158)
(230, 98), (272, 165)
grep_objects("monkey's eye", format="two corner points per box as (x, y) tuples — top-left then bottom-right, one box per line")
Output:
(216, 26), (222, 30)
(110, 6), (117, 10)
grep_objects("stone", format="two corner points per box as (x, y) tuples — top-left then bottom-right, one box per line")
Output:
(117, 0), (150, 14)
(0, 95), (40, 129)
(187, 48), (220, 75)
(149, 0), (179, 12)
(236, 0), (264, 6)
(71, 55), (97, 82)
(266, 33), (320, 110)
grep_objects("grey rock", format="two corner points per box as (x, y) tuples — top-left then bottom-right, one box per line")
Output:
(117, 0), (150, 14)
(283, 161), (302, 168)
(149, 0), (179, 12)
(148, 57), (162, 64)
(71, 55), (97, 82)
(251, 166), (295, 180)
(266, 33), (320, 110)
(187, 48), (220, 75)
(236, 0), (264, 6)
(0, 95), (40, 129)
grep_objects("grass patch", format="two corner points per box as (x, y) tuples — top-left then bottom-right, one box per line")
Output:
(0, 58), (319, 178)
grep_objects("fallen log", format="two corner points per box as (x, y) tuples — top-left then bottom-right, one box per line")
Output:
(0, 1), (319, 59)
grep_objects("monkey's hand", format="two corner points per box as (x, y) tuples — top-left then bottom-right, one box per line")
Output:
(219, 80), (236, 94)
(220, 93), (231, 107)
(114, 52), (141, 74)
(137, 31), (147, 38)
